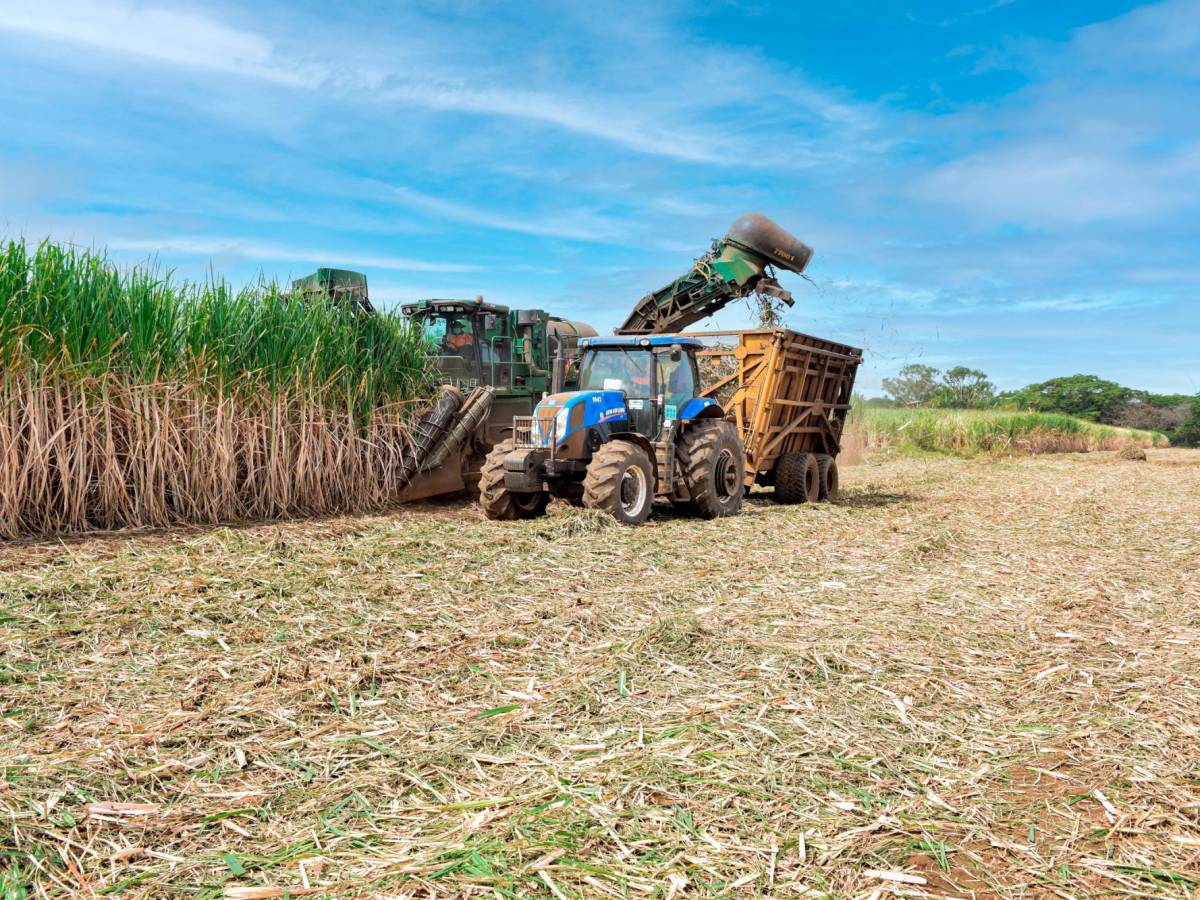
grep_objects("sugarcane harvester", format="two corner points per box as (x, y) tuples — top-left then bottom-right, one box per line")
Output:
(481, 213), (824, 525)
(384, 301), (597, 501)
(291, 268), (598, 501)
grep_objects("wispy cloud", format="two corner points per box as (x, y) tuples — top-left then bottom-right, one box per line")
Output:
(388, 186), (625, 243)
(108, 237), (480, 273)
(907, 1), (1200, 227)
(916, 139), (1200, 225)
(1012, 294), (1166, 313)
(0, 0), (313, 86)
(0, 0), (878, 168)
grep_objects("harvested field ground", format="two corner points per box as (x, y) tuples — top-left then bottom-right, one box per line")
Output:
(3, 450), (1200, 898)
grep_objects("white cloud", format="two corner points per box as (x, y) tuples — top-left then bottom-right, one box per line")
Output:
(1068, 0), (1200, 77)
(905, 1), (1200, 227)
(0, 0), (315, 86)
(0, 0), (877, 168)
(917, 139), (1200, 225)
(388, 186), (624, 242)
(1013, 293), (1165, 313)
(375, 80), (731, 165)
(108, 237), (480, 273)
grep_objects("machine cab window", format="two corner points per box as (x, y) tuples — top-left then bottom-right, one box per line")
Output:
(421, 315), (476, 356)
(416, 313), (482, 387)
(656, 348), (696, 424)
(578, 348), (652, 399)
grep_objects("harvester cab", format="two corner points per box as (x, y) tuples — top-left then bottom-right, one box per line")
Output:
(480, 335), (744, 525)
(403, 298), (512, 393)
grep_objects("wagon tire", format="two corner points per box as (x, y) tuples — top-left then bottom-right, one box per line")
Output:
(774, 452), (819, 504)
(479, 439), (549, 520)
(677, 420), (744, 519)
(816, 454), (839, 501)
(583, 441), (654, 525)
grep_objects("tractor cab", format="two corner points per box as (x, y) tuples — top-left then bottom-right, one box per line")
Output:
(402, 298), (513, 392)
(574, 336), (709, 439)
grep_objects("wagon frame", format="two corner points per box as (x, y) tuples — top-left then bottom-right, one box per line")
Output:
(683, 328), (862, 489)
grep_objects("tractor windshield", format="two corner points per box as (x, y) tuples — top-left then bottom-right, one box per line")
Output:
(578, 348), (652, 399)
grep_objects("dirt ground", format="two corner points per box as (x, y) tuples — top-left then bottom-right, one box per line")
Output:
(2, 450), (1199, 898)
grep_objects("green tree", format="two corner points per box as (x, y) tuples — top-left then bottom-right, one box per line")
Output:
(937, 366), (995, 408)
(882, 364), (941, 407)
(1173, 396), (1200, 447)
(1006, 374), (1134, 423)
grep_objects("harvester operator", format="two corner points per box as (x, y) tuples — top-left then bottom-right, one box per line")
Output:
(444, 319), (474, 355)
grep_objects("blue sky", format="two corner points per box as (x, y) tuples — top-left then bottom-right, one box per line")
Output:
(2, 0), (1197, 395)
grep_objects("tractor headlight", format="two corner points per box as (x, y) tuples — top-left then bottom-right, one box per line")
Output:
(554, 406), (571, 444)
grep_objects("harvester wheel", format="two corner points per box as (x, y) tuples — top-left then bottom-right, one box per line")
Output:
(479, 439), (549, 520)
(583, 441), (654, 525)
(816, 454), (839, 501)
(774, 452), (819, 504)
(677, 420), (744, 519)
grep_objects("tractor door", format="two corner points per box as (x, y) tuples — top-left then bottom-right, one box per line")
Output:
(654, 347), (699, 436)
(477, 312), (512, 390)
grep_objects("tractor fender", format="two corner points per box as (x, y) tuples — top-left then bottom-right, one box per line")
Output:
(606, 432), (660, 491)
(678, 397), (724, 421)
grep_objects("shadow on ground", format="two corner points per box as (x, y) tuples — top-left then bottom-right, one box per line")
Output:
(742, 488), (920, 509)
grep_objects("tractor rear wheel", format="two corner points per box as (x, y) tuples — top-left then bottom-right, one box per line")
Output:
(677, 420), (744, 519)
(816, 454), (839, 501)
(583, 441), (654, 525)
(479, 439), (549, 520)
(774, 452), (819, 504)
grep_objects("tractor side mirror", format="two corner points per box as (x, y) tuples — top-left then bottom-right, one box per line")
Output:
(670, 344), (682, 362)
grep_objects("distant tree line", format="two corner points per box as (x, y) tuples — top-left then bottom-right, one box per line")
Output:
(877, 365), (1200, 446)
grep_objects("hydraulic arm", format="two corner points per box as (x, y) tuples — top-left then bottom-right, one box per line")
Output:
(615, 213), (813, 335)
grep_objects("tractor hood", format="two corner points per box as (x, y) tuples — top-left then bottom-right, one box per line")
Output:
(530, 390), (628, 447)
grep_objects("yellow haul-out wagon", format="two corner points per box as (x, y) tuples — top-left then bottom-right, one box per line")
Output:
(684, 328), (862, 503)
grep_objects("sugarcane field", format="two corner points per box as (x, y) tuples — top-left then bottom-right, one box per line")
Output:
(4, 2), (1200, 898)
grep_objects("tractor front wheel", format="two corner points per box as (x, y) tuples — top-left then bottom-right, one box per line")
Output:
(677, 420), (744, 519)
(479, 439), (550, 520)
(583, 441), (654, 525)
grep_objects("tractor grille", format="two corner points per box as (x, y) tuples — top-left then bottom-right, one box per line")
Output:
(512, 415), (557, 454)
(512, 416), (536, 449)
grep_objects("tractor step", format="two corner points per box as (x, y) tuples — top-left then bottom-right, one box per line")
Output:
(654, 440), (676, 496)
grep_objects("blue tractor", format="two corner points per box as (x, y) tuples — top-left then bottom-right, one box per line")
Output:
(479, 335), (744, 525)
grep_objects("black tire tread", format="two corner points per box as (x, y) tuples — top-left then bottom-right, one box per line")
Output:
(676, 420), (744, 519)
(479, 439), (549, 520)
(775, 451), (817, 504)
(816, 454), (838, 501)
(582, 441), (653, 524)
